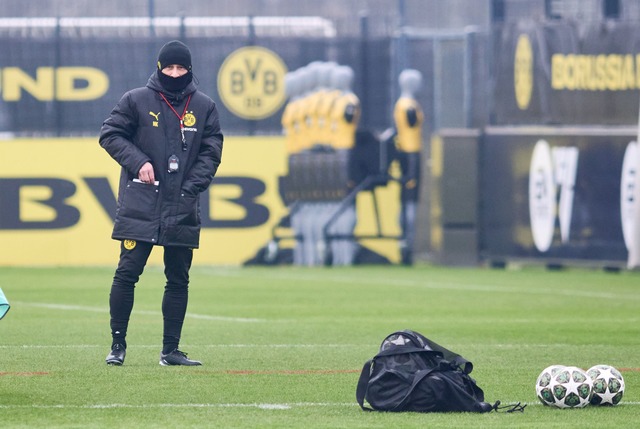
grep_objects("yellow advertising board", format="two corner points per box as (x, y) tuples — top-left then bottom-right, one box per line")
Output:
(0, 137), (400, 266)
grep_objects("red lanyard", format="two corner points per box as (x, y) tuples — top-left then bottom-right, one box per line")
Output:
(160, 92), (192, 150)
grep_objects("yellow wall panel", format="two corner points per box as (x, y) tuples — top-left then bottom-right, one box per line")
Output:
(0, 137), (399, 266)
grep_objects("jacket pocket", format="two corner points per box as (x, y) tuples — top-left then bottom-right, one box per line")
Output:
(176, 192), (199, 226)
(117, 180), (159, 222)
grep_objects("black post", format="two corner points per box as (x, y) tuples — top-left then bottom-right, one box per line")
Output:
(247, 16), (256, 136)
(54, 17), (62, 137)
(359, 12), (369, 129)
(148, 0), (155, 38)
(179, 13), (186, 40)
(148, 0), (157, 81)
(491, 0), (505, 22)
(603, 0), (620, 19)
(397, 0), (408, 71)
(545, 0), (561, 20)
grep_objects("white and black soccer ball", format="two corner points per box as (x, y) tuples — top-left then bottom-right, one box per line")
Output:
(536, 365), (567, 406)
(587, 364), (625, 406)
(544, 366), (593, 408)
(549, 366), (593, 409)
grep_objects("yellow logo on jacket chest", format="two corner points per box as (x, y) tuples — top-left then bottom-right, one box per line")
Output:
(149, 111), (160, 127)
(183, 111), (196, 127)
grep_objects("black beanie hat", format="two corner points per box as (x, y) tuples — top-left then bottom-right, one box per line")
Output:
(157, 40), (192, 71)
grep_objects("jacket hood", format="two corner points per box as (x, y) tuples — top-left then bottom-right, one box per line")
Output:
(146, 71), (197, 102)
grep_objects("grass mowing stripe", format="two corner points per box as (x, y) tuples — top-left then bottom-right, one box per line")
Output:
(14, 301), (264, 323)
(211, 269), (640, 301)
(12, 301), (639, 325)
(0, 402), (357, 410)
(0, 343), (636, 349)
(1, 401), (639, 410)
(0, 344), (368, 349)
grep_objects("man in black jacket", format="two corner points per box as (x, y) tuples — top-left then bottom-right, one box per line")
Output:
(99, 40), (223, 366)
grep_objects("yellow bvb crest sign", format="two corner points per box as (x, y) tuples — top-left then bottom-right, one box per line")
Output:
(514, 34), (533, 110)
(217, 46), (288, 120)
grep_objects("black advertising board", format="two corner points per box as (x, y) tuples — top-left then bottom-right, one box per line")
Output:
(480, 127), (636, 266)
(493, 21), (640, 126)
(0, 35), (391, 136)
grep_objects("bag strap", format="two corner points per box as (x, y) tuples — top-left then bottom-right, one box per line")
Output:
(356, 359), (375, 411)
(493, 401), (527, 413)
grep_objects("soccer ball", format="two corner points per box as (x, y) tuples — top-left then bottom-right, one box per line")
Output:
(541, 366), (593, 408)
(587, 365), (625, 406)
(536, 365), (566, 406)
(548, 366), (593, 408)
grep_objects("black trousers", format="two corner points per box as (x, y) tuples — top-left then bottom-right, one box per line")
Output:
(109, 240), (193, 352)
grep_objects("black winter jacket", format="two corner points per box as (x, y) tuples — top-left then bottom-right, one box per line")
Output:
(99, 72), (223, 248)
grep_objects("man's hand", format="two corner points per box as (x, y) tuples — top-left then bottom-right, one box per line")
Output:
(138, 162), (155, 184)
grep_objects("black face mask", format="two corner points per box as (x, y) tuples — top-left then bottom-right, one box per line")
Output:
(157, 69), (193, 92)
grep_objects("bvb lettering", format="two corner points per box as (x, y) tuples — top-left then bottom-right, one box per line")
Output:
(0, 177), (269, 230)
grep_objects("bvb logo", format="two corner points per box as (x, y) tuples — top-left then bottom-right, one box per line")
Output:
(123, 239), (136, 250)
(217, 46), (288, 120)
(514, 34), (533, 110)
(183, 111), (196, 127)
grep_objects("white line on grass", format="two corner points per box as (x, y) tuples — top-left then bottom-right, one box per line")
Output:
(13, 296), (638, 330)
(215, 270), (640, 301)
(0, 402), (356, 410)
(0, 343), (365, 349)
(1, 401), (640, 410)
(12, 302), (264, 323)
(0, 342), (636, 350)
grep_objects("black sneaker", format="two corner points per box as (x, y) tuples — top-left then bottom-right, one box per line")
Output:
(159, 349), (202, 366)
(105, 344), (126, 366)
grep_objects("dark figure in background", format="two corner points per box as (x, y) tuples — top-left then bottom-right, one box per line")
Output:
(99, 40), (223, 366)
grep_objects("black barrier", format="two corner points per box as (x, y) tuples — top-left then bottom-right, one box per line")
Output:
(5, 17), (640, 135)
(0, 33), (392, 136)
(493, 20), (640, 126)
(480, 127), (633, 267)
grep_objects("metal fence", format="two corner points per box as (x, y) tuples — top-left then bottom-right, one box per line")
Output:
(0, 15), (487, 138)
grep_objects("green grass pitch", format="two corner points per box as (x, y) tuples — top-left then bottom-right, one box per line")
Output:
(0, 264), (638, 428)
